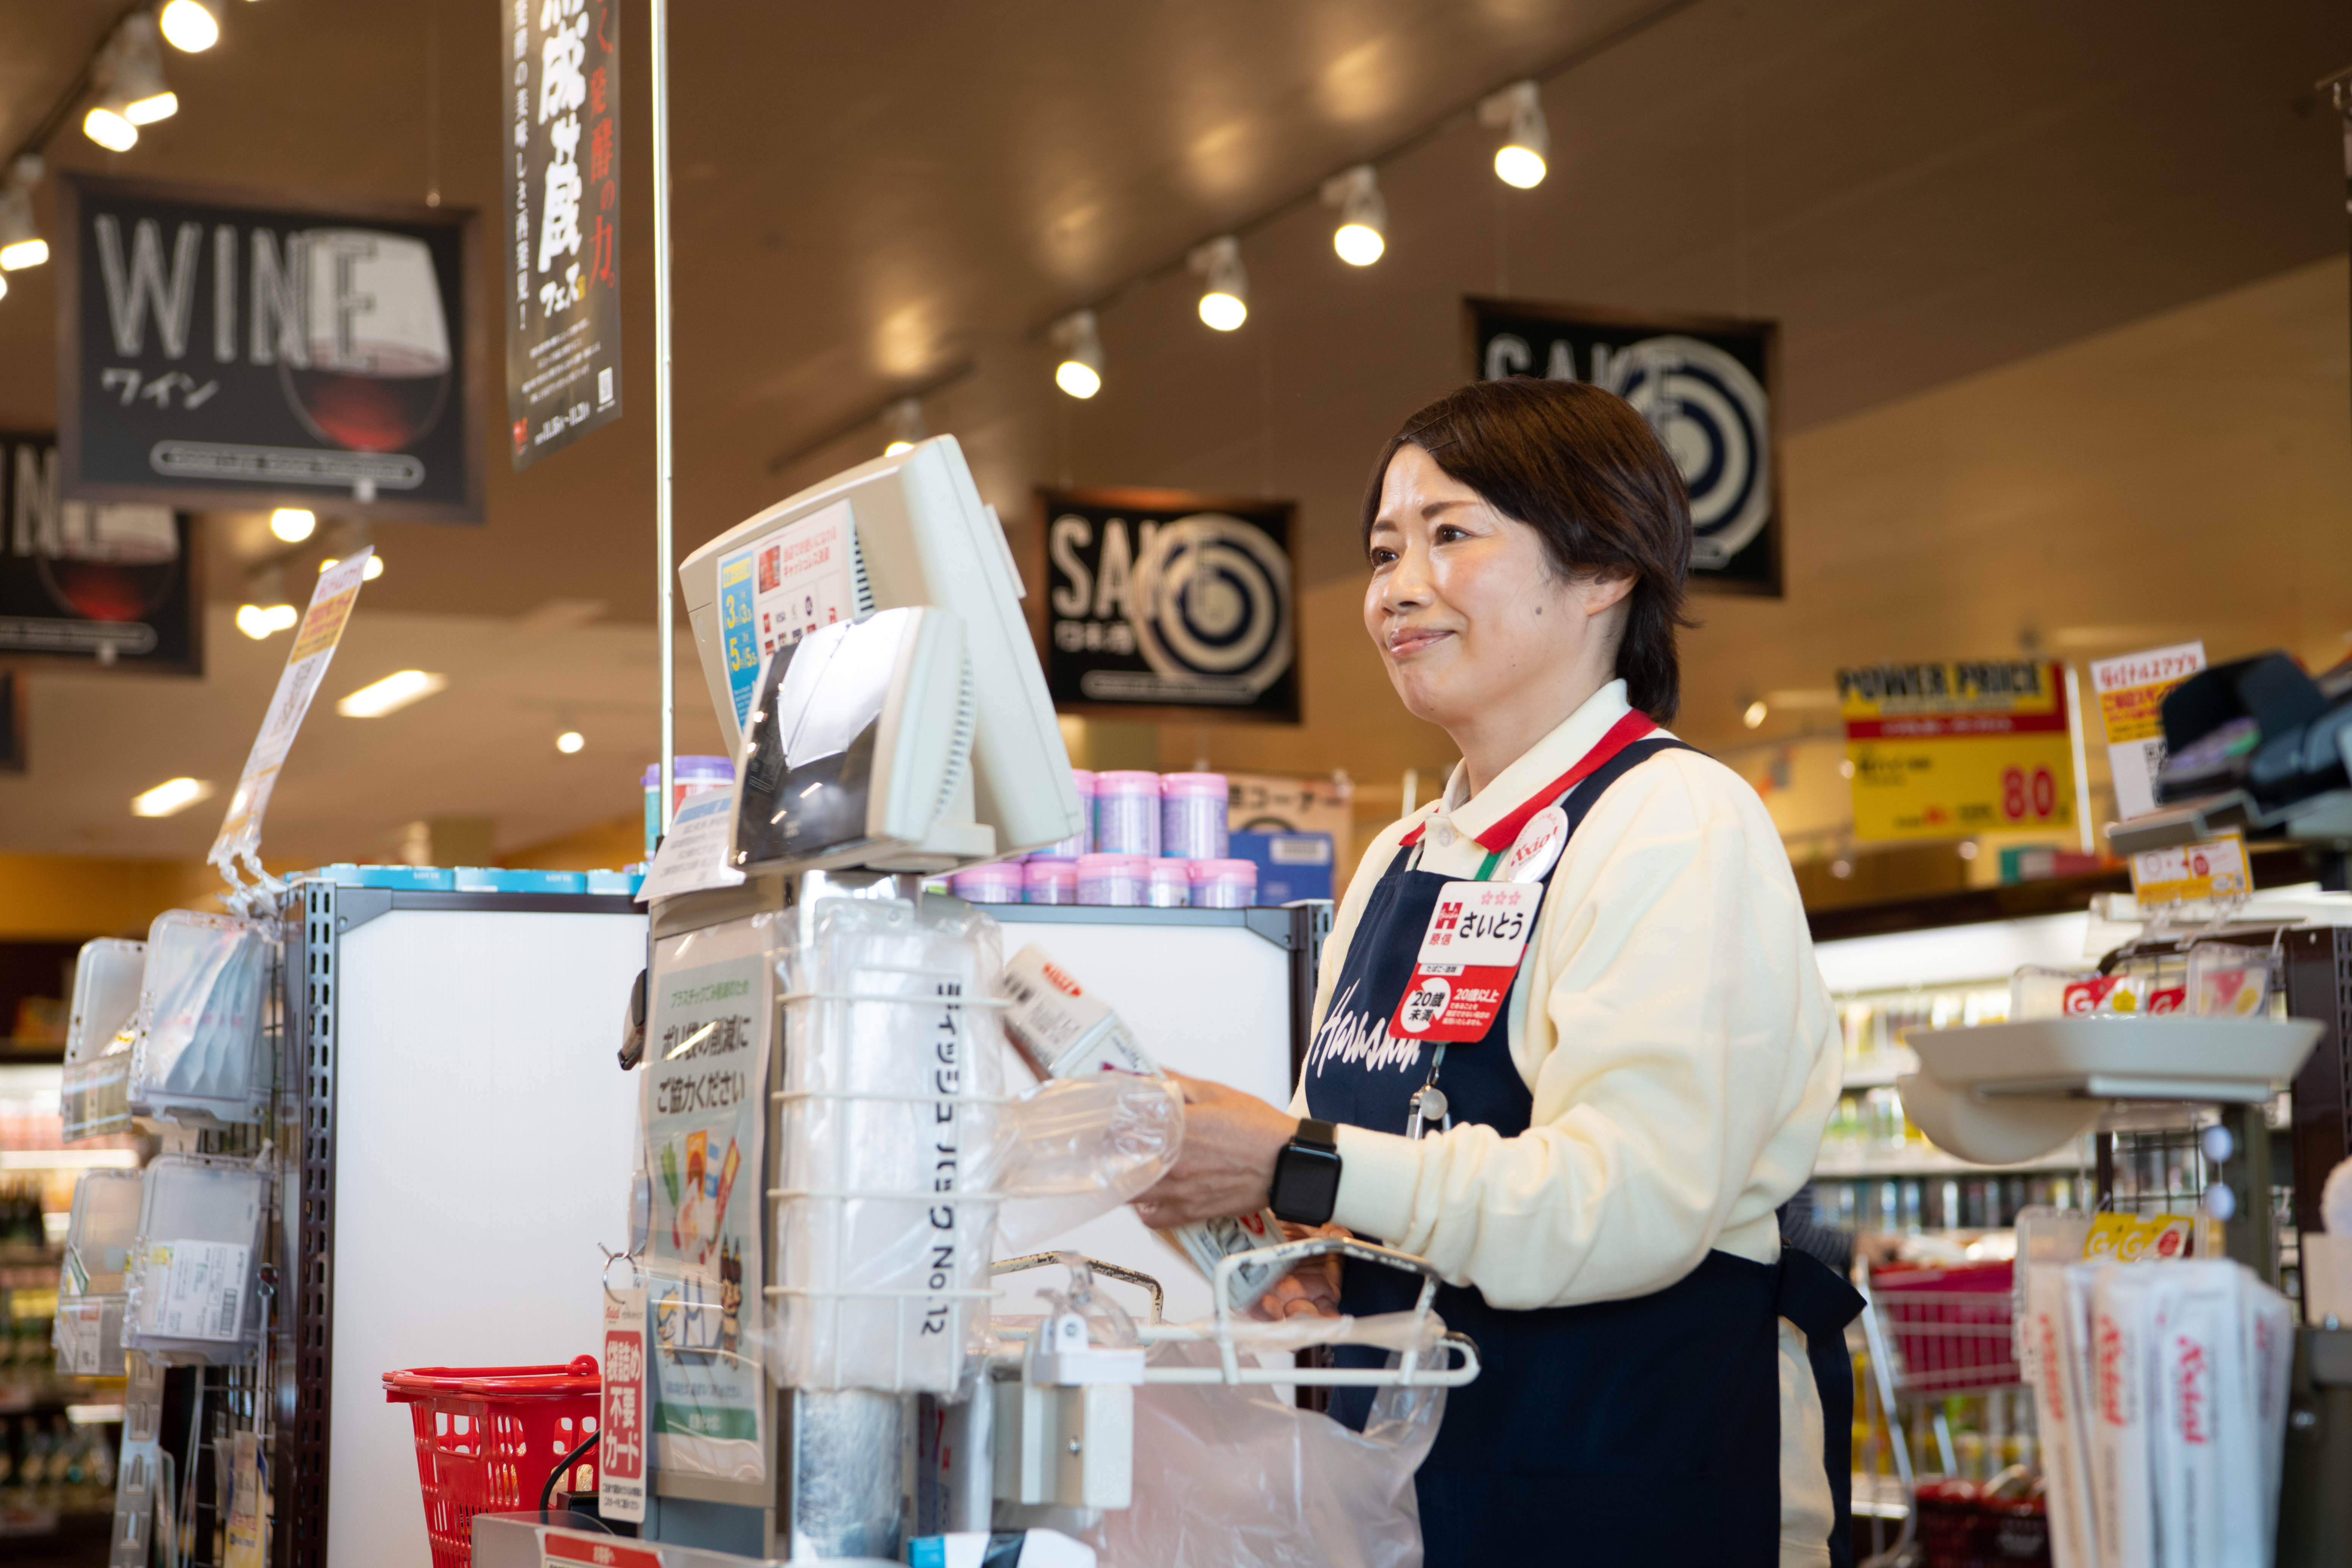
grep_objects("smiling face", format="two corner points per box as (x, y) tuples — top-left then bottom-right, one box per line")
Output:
(1364, 443), (1634, 789)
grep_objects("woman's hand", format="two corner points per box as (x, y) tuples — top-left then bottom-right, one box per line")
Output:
(1130, 1073), (1300, 1229)
(1249, 1222), (1349, 1321)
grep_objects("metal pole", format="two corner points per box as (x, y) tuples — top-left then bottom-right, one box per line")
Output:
(651, 0), (675, 836)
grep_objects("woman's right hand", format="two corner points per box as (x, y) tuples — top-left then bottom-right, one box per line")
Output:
(1248, 1222), (1351, 1321)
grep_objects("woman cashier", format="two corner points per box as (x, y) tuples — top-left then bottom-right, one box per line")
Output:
(1133, 378), (1861, 1568)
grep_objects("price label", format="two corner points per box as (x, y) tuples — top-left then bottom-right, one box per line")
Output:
(2128, 831), (2249, 906)
(598, 1286), (648, 1522)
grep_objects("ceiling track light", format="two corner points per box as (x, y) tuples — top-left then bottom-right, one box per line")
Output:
(0, 157), (48, 272)
(1479, 80), (1550, 189)
(1187, 236), (1249, 331)
(1320, 165), (1387, 266)
(85, 13), (176, 151)
(158, 0), (223, 53)
(236, 564), (297, 639)
(882, 396), (927, 456)
(1051, 310), (1103, 399)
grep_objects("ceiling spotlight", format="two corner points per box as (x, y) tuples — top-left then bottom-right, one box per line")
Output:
(1321, 165), (1386, 267)
(337, 670), (446, 719)
(131, 777), (213, 818)
(0, 158), (47, 272)
(1188, 236), (1248, 331)
(883, 396), (926, 456)
(1052, 310), (1103, 399)
(1742, 699), (1768, 729)
(270, 507), (316, 543)
(319, 555), (385, 580)
(1479, 81), (1549, 189)
(158, 0), (223, 52)
(85, 15), (176, 149)
(236, 565), (297, 639)
(320, 522), (384, 579)
(556, 730), (586, 754)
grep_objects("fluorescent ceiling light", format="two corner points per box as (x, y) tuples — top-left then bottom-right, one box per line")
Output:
(132, 777), (213, 817)
(337, 670), (446, 718)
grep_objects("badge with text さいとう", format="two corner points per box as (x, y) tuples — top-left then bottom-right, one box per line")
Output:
(1389, 881), (1543, 1042)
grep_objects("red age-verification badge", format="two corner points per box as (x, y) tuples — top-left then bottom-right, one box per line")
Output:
(1389, 881), (1543, 1042)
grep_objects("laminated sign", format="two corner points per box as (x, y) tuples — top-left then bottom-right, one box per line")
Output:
(1034, 486), (1299, 722)
(2088, 642), (2205, 820)
(55, 175), (481, 520)
(501, 0), (623, 466)
(1838, 660), (2078, 841)
(0, 433), (199, 673)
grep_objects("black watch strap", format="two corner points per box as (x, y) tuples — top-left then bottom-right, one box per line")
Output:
(1293, 1116), (1337, 1151)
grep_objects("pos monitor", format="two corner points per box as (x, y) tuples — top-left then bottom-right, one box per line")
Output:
(677, 437), (1083, 874)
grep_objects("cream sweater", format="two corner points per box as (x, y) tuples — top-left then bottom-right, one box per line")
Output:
(1295, 680), (1845, 1565)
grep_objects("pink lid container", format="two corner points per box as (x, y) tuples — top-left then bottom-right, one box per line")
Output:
(1023, 859), (1078, 904)
(948, 862), (1026, 904)
(1189, 858), (1259, 909)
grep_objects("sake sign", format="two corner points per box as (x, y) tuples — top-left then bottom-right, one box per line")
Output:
(1838, 660), (2079, 841)
(55, 174), (483, 521)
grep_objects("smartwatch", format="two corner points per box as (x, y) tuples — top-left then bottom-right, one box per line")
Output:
(1268, 1118), (1343, 1226)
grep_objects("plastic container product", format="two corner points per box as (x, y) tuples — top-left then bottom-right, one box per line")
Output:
(382, 1357), (602, 1568)
(949, 862), (1026, 904)
(63, 937), (144, 1142)
(128, 910), (272, 1128)
(1024, 859), (1077, 905)
(642, 755), (737, 855)
(1160, 772), (1230, 860)
(1030, 768), (1095, 860)
(1147, 859), (1193, 908)
(124, 1154), (269, 1364)
(1189, 858), (1259, 909)
(1076, 854), (1149, 907)
(54, 1168), (145, 1377)
(1094, 771), (1161, 858)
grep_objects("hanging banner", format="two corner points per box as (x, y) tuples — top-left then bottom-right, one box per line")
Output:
(1031, 485), (1299, 722)
(1838, 660), (2077, 841)
(2088, 642), (2206, 820)
(1468, 297), (1781, 595)
(209, 551), (371, 879)
(54, 175), (482, 520)
(502, 0), (624, 468)
(2, 433), (200, 673)
(643, 917), (770, 1483)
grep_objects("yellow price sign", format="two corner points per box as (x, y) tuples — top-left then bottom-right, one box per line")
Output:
(1837, 660), (2077, 841)
(2128, 831), (2249, 906)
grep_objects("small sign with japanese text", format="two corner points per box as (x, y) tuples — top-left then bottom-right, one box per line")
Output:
(2089, 642), (2205, 820)
(2128, 831), (2249, 907)
(598, 1284), (648, 1522)
(503, 0), (623, 467)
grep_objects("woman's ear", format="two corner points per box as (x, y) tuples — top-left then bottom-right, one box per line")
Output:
(1581, 567), (1636, 618)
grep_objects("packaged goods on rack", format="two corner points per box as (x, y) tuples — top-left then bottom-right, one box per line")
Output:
(52, 1169), (142, 1377)
(60, 937), (144, 1143)
(122, 1154), (268, 1364)
(127, 912), (272, 1129)
(772, 893), (1005, 1395)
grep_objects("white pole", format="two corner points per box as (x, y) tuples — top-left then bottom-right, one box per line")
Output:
(651, 0), (675, 836)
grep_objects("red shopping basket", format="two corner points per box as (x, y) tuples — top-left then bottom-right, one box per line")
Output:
(384, 1356), (601, 1568)
(1868, 1260), (2017, 1394)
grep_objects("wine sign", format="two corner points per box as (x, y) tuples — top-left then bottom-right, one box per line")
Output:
(0, 431), (201, 675)
(54, 174), (483, 521)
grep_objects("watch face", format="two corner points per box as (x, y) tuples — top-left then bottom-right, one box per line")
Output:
(1272, 1144), (1343, 1226)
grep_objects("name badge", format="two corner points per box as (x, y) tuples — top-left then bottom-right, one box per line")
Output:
(1388, 881), (1543, 1042)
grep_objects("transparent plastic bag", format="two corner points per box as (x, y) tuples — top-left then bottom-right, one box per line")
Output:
(983, 1074), (1184, 1253)
(774, 891), (1007, 1393)
(54, 1168), (144, 1376)
(129, 911), (271, 1127)
(2187, 942), (2272, 1017)
(1101, 1338), (1445, 1568)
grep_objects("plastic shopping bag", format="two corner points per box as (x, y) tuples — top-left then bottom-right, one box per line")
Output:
(1102, 1339), (1443, 1568)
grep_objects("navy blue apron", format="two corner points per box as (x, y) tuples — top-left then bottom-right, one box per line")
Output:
(1306, 737), (1863, 1568)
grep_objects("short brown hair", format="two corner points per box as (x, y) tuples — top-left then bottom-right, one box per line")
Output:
(1360, 378), (1695, 722)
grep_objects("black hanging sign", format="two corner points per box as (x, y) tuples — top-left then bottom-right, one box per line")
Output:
(1031, 487), (1299, 723)
(1467, 297), (1782, 596)
(502, 0), (624, 468)
(2, 432), (201, 675)
(55, 174), (482, 522)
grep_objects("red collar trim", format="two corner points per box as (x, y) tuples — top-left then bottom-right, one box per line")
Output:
(1398, 711), (1658, 851)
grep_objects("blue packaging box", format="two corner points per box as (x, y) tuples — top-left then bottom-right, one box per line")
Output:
(1228, 831), (1334, 904)
(452, 867), (588, 894)
(315, 864), (456, 891)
